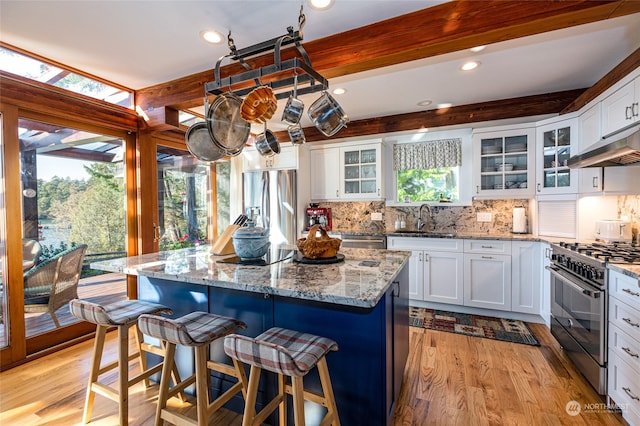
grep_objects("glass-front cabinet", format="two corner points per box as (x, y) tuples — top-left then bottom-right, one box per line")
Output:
(472, 126), (535, 197)
(341, 144), (382, 199)
(536, 118), (577, 194)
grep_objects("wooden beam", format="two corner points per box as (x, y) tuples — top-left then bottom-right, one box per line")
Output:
(135, 0), (639, 128)
(561, 47), (640, 113)
(273, 89), (586, 143)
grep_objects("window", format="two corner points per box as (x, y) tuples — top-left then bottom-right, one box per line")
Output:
(397, 167), (459, 202)
(0, 45), (133, 108)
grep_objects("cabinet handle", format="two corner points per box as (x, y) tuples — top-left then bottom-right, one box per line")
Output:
(623, 288), (640, 297)
(336, 189), (339, 198)
(623, 317), (640, 328)
(537, 183), (541, 192)
(626, 106), (633, 120)
(418, 253), (423, 262)
(481, 256), (494, 260)
(592, 176), (598, 188)
(424, 253), (429, 262)
(622, 347), (640, 358)
(545, 247), (551, 259)
(377, 188), (380, 196)
(481, 245), (494, 249)
(633, 101), (639, 118)
(623, 387), (640, 401)
(476, 185), (480, 194)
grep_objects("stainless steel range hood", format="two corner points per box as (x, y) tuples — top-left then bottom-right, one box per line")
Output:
(568, 124), (640, 168)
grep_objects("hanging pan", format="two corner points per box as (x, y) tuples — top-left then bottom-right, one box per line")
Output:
(185, 122), (225, 162)
(206, 93), (251, 157)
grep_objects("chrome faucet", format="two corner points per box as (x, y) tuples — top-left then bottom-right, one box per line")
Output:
(417, 204), (432, 231)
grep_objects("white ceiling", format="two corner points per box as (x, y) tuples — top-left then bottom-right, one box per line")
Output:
(1, 1), (639, 133)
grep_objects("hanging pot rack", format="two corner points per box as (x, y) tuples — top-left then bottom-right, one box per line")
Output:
(204, 7), (329, 102)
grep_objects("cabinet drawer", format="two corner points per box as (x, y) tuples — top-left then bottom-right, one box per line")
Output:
(609, 297), (640, 337)
(608, 351), (640, 426)
(464, 239), (511, 255)
(609, 270), (640, 308)
(387, 237), (462, 252)
(609, 323), (640, 373)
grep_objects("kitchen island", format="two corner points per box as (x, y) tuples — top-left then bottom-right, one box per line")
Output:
(93, 245), (410, 426)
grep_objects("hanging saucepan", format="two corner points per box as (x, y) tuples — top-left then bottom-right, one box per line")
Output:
(255, 123), (281, 157)
(281, 74), (304, 125)
(185, 121), (226, 162)
(206, 93), (251, 157)
(288, 123), (305, 145)
(307, 91), (349, 137)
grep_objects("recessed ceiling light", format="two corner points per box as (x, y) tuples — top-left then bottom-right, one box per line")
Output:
(470, 45), (486, 53)
(332, 88), (346, 95)
(437, 103), (453, 109)
(308, 0), (335, 10)
(461, 61), (480, 71)
(417, 100), (432, 107)
(200, 30), (223, 44)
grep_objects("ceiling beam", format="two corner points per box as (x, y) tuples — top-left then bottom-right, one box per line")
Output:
(136, 0), (640, 131)
(271, 88), (586, 143)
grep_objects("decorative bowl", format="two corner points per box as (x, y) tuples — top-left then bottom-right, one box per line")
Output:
(232, 221), (271, 259)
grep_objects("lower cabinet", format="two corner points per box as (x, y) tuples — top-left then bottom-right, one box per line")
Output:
(608, 269), (640, 425)
(388, 237), (541, 315)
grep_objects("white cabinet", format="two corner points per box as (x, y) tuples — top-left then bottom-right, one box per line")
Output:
(387, 237), (463, 305)
(472, 126), (535, 197)
(535, 117), (578, 194)
(511, 241), (541, 314)
(310, 148), (340, 200)
(577, 103), (603, 193)
(602, 76), (640, 136)
(463, 240), (512, 311)
(310, 141), (383, 201)
(242, 144), (298, 171)
(608, 270), (640, 425)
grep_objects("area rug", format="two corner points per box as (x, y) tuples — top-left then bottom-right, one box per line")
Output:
(409, 307), (540, 346)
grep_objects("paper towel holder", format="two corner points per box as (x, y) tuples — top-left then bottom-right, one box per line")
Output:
(512, 205), (528, 234)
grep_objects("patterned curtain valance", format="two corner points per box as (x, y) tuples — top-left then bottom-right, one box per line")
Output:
(393, 138), (462, 171)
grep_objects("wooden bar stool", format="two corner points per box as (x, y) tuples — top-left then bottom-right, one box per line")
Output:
(224, 327), (340, 426)
(138, 311), (248, 426)
(69, 298), (180, 426)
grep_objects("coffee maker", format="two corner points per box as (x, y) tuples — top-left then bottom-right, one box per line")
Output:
(305, 205), (332, 231)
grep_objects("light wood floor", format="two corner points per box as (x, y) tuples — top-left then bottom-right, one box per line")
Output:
(0, 322), (627, 425)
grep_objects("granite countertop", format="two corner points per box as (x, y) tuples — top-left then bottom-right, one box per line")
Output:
(92, 245), (411, 309)
(608, 263), (640, 280)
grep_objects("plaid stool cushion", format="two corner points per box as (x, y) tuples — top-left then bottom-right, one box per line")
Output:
(138, 311), (247, 346)
(69, 299), (171, 326)
(224, 327), (338, 377)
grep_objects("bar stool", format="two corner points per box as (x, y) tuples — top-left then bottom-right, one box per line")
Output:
(138, 311), (248, 426)
(69, 298), (180, 426)
(224, 327), (340, 426)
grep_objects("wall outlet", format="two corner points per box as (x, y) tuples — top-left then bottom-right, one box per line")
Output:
(477, 212), (492, 222)
(371, 212), (383, 221)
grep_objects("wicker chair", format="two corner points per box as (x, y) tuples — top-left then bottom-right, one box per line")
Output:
(24, 244), (88, 327)
(22, 238), (43, 271)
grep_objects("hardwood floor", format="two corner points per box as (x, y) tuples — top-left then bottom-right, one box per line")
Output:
(0, 322), (627, 425)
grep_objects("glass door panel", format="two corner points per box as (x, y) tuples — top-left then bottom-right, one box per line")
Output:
(19, 118), (128, 338)
(156, 146), (210, 250)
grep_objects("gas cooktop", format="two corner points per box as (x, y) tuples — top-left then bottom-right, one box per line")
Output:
(556, 241), (640, 265)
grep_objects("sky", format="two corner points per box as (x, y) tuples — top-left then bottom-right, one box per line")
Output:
(36, 156), (91, 181)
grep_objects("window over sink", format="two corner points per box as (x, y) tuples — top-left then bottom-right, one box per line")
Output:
(396, 167), (459, 202)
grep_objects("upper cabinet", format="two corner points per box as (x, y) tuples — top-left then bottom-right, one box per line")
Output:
(310, 141), (384, 201)
(535, 117), (578, 194)
(242, 144), (298, 171)
(472, 126), (535, 198)
(577, 104), (603, 193)
(602, 76), (640, 136)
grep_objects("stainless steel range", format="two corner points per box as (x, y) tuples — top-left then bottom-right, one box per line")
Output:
(548, 241), (640, 395)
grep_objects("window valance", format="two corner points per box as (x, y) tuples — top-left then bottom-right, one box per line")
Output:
(393, 138), (462, 171)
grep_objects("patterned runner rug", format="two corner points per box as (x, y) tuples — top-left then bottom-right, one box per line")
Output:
(409, 307), (540, 346)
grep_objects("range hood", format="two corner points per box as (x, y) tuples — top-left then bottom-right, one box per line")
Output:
(568, 124), (640, 168)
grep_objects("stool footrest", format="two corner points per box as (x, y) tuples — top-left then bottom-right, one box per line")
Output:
(91, 382), (119, 401)
(161, 408), (199, 426)
(166, 373), (196, 400)
(253, 391), (285, 426)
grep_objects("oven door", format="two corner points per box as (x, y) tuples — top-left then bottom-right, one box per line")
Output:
(548, 266), (605, 364)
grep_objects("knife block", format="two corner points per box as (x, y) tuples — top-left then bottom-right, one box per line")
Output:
(210, 225), (240, 255)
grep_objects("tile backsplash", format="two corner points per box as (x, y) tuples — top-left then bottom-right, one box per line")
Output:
(617, 194), (639, 241)
(319, 199), (531, 234)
